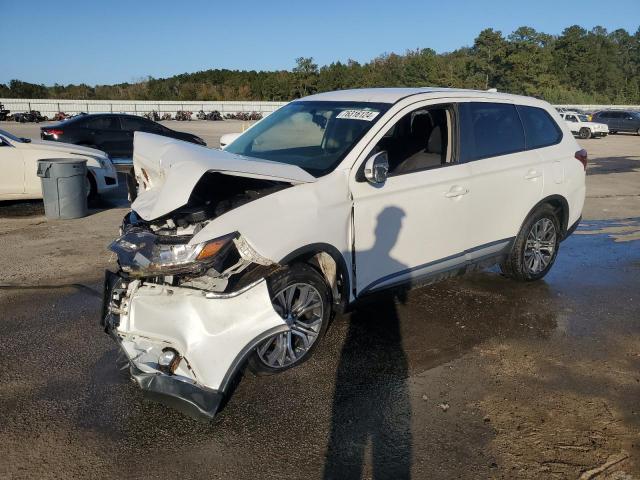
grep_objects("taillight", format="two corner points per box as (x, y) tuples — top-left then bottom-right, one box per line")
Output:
(575, 149), (587, 170)
(45, 129), (64, 136)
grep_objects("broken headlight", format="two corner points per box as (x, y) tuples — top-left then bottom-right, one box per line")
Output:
(110, 229), (236, 276)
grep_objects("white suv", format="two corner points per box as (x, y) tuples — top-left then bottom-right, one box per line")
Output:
(560, 111), (609, 139)
(103, 88), (586, 420)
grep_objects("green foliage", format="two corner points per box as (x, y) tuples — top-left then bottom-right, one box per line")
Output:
(3, 25), (639, 104)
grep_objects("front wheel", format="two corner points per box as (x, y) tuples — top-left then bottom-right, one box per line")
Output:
(86, 173), (97, 201)
(248, 263), (331, 374)
(500, 204), (560, 281)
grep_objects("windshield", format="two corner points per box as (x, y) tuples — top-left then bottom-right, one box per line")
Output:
(226, 101), (390, 177)
(0, 129), (26, 143)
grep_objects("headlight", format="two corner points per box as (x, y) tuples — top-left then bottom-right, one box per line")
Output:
(110, 229), (236, 276)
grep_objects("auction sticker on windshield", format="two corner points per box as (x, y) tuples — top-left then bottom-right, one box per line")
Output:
(336, 110), (380, 121)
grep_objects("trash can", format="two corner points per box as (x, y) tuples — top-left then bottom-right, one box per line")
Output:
(37, 159), (88, 219)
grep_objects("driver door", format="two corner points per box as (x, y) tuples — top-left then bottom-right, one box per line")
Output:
(349, 102), (473, 295)
(0, 139), (25, 196)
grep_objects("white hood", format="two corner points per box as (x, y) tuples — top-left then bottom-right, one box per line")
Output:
(131, 132), (316, 221)
(19, 139), (108, 157)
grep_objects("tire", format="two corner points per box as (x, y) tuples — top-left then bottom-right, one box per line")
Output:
(579, 127), (591, 139)
(500, 204), (561, 282)
(248, 263), (331, 374)
(636, 128), (640, 136)
(86, 173), (97, 202)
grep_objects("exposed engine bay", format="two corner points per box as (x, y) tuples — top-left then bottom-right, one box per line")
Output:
(110, 173), (290, 294)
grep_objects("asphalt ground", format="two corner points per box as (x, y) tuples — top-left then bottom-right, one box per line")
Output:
(0, 122), (639, 479)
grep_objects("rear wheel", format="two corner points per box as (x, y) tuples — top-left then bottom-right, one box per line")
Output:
(248, 263), (331, 374)
(579, 127), (591, 139)
(500, 204), (560, 281)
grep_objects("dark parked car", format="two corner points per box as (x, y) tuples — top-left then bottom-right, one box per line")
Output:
(40, 113), (206, 158)
(591, 110), (640, 135)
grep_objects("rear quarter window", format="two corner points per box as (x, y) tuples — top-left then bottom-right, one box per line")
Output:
(516, 105), (562, 149)
(459, 102), (525, 162)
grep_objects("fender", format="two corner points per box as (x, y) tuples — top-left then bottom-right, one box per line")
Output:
(520, 194), (570, 238)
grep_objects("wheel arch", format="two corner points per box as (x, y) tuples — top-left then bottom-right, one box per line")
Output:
(523, 194), (570, 238)
(279, 243), (351, 312)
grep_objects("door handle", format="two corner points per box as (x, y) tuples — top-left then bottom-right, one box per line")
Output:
(444, 186), (469, 198)
(524, 169), (541, 180)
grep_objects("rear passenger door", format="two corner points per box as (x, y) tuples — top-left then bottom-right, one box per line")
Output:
(563, 114), (579, 133)
(83, 116), (126, 157)
(120, 116), (159, 157)
(460, 102), (557, 258)
(609, 112), (624, 132)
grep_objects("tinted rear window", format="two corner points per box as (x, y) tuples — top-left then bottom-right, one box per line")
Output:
(517, 105), (562, 149)
(459, 102), (525, 162)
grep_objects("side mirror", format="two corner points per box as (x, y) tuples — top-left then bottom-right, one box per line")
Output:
(364, 151), (389, 185)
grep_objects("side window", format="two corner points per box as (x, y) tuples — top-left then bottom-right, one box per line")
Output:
(121, 116), (149, 131)
(517, 105), (563, 149)
(85, 116), (118, 130)
(459, 102), (525, 162)
(374, 105), (454, 175)
(566, 115), (577, 122)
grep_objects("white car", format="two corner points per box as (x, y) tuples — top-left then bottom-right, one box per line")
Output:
(560, 112), (609, 139)
(219, 132), (241, 149)
(0, 129), (118, 200)
(104, 88), (586, 420)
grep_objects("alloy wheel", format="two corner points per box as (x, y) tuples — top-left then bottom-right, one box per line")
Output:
(257, 283), (324, 369)
(524, 218), (556, 274)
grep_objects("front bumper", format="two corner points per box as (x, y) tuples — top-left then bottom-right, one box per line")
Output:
(102, 270), (287, 421)
(93, 168), (120, 194)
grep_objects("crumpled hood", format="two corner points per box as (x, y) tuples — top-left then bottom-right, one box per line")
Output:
(131, 132), (316, 221)
(19, 139), (108, 157)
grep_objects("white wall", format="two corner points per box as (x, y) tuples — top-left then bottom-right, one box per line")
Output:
(1, 99), (638, 118)
(0, 99), (288, 117)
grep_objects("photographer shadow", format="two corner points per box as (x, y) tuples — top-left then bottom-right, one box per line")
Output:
(324, 206), (412, 479)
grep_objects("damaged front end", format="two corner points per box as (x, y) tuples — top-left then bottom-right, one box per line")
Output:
(102, 174), (290, 421)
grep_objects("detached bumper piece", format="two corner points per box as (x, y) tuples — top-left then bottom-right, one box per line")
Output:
(130, 363), (223, 422)
(101, 269), (287, 421)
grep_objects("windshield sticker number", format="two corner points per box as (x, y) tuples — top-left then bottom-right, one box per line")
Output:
(336, 110), (380, 121)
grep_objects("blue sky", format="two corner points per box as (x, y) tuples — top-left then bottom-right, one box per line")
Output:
(2, 0), (638, 86)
